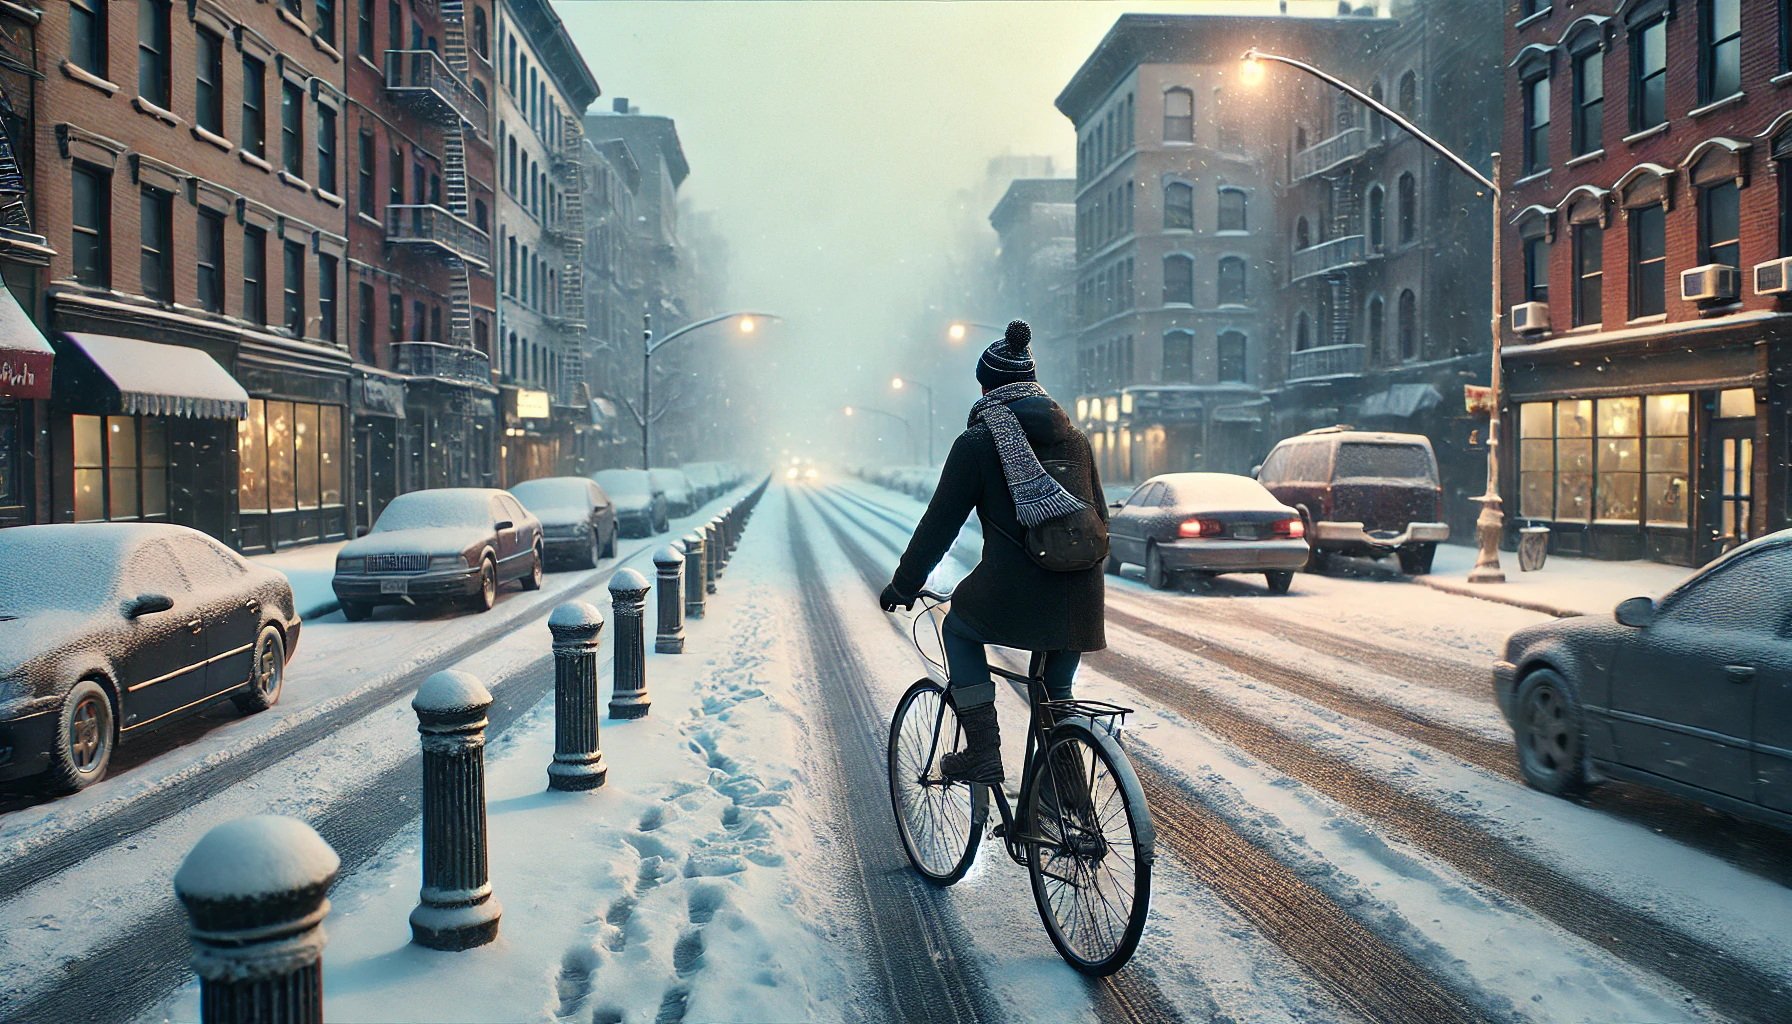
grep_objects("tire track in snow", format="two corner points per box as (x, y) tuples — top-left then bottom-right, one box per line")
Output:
(806, 486), (1479, 1024)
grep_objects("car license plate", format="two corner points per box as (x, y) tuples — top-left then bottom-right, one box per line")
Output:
(1231, 525), (1260, 540)
(380, 578), (408, 594)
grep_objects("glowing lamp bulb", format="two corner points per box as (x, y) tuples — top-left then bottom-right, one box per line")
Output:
(844, 406), (855, 416)
(948, 323), (967, 342)
(891, 377), (904, 390)
(738, 316), (756, 334)
(1241, 53), (1265, 86)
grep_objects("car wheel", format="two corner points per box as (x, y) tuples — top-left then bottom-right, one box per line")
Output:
(1398, 543), (1437, 576)
(521, 545), (544, 590)
(1514, 668), (1589, 796)
(603, 526), (618, 559)
(42, 679), (116, 795)
(341, 601), (370, 622)
(469, 557), (498, 612)
(1145, 544), (1173, 591)
(232, 625), (286, 715)
(1265, 571), (1294, 594)
(1104, 551), (1122, 576)
(585, 528), (603, 569)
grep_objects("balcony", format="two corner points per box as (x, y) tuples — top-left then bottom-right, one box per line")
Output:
(1293, 126), (1369, 180)
(383, 49), (487, 127)
(1290, 234), (1366, 282)
(391, 341), (493, 388)
(384, 204), (491, 269)
(1286, 343), (1366, 384)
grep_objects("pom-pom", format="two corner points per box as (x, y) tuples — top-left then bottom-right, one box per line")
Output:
(1004, 320), (1032, 353)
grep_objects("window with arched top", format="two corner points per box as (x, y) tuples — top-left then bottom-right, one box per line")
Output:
(1367, 185), (1385, 249)
(1164, 180), (1193, 229)
(1295, 312), (1311, 352)
(1397, 173), (1416, 244)
(1397, 71), (1417, 117)
(1162, 329), (1194, 383)
(1163, 87), (1193, 142)
(1163, 254), (1194, 305)
(1296, 216), (1312, 249)
(1367, 295), (1385, 362)
(1217, 332), (1247, 384)
(1217, 256), (1247, 305)
(1398, 289), (1417, 360)
(1369, 80), (1387, 140)
(474, 7), (489, 58)
(1218, 188), (1247, 232)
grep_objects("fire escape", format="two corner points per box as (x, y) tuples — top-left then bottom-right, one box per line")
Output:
(552, 113), (588, 407)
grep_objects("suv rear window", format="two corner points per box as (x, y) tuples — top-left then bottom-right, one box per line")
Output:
(1334, 442), (1435, 481)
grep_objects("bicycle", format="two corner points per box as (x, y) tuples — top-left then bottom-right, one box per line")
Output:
(886, 589), (1155, 975)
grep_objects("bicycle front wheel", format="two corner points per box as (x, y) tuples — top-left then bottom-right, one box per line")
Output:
(1026, 718), (1154, 975)
(887, 679), (985, 885)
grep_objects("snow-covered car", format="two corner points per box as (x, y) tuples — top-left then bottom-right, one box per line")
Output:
(1254, 427), (1448, 575)
(680, 462), (723, 504)
(594, 470), (669, 537)
(1493, 529), (1792, 831)
(332, 489), (543, 620)
(1106, 473), (1308, 593)
(0, 524), (299, 794)
(650, 468), (697, 517)
(509, 477), (618, 570)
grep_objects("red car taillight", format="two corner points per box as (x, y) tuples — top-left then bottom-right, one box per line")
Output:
(1273, 518), (1305, 539)
(1178, 518), (1224, 538)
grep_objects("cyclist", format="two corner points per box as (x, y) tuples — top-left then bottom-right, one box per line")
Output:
(879, 320), (1107, 784)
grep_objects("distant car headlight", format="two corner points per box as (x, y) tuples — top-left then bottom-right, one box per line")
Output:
(785, 467), (799, 480)
(430, 554), (468, 570)
(335, 556), (364, 574)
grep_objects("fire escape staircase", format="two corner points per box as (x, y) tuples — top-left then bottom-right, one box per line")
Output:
(440, 2), (478, 362)
(554, 115), (589, 406)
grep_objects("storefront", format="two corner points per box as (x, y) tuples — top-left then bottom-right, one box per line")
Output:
(0, 279), (50, 528)
(406, 377), (499, 490)
(1078, 386), (1261, 485)
(501, 385), (557, 484)
(234, 337), (352, 553)
(351, 368), (407, 531)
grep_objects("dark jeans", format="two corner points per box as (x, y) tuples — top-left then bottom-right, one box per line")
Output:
(941, 611), (1079, 710)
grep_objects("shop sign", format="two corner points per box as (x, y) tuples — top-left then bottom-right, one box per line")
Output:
(515, 388), (551, 420)
(1464, 384), (1494, 417)
(0, 346), (49, 399)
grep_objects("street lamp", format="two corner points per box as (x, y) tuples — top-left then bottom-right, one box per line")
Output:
(890, 376), (937, 465)
(842, 404), (917, 462)
(637, 309), (780, 469)
(1242, 47), (1506, 584)
(946, 319), (1003, 343)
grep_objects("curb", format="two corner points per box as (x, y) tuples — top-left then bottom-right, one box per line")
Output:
(1411, 574), (1590, 619)
(297, 597), (341, 620)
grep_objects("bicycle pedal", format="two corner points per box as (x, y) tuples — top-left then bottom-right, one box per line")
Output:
(991, 822), (1007, 839)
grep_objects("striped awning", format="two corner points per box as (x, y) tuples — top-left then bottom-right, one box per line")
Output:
(58, 333), (249, 419)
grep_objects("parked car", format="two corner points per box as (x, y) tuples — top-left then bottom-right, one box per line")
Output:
(681, 462), (723, 504)
(595, 469), (669, 537)
(510, 477), (618, 570)
(650, 467), (697, 517)
(1106, 473), (1309, 593)
(1494, 530), (1792, 831)
(1254, 427), (1448, 575)
(0, 524), (299, 793)
(332, 488), (542, 619)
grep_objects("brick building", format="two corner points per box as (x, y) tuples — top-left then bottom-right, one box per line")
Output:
(579, 133), (642, 468)
(0, 6), (56, 532)
(1499, 0), (1792, 565)
(987, 178), (1076, 399)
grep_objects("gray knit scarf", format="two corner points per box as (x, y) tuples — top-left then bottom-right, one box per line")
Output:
(968, 382), (1091, 527)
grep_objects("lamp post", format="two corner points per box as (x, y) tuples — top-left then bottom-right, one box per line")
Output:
(891, 376), (936, 465)
(638, 310), (779, 470)
(946, 319), (1003, 343)
(843, 404), (917, 462)
(1243, 48), (1505, 584)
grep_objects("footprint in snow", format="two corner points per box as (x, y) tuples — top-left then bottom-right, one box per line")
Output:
(653, 984), (690, 1024)
(672, 929), (706, 977)
(554, 946), (598, 1017)
(638, 805), (666, 832)
(687, 884), (726, 924)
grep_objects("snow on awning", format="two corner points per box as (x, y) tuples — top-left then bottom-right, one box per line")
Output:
(0, 273), (51, 400)
(1360, 383), (1442, 419)
(58, 333), (249, 419)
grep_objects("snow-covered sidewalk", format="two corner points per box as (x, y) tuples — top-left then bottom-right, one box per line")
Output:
(1416, 542), (1694, 618)
(249, 539), (347, 619)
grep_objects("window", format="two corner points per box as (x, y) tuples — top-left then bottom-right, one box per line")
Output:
(1572, 49), (1603, 156)
(1163, 88), (1193, 143)
(475, 198), (488, 232)
(356, 282), (374, 363)
(237, 399), (343, 513)
(1296, 216), (1311, 250)
(242, 56), (266, 158)
(411, 299), (424, 341)
(1217, 256), (1247, 305)
(1523, 74), (1550, 174)
(388, 146), (403, 206)
(1162, 330), (1193, 382)
(315, 0), (336, 47)
(474, 7), (489, 58)
(317, 105), (338, 194)
(1699, 180), (1740, 269)
(283, 240), (305, 336)
(137, 0), (170, 108)
(1218, 188), (1247, 232)
(72, 415), (168, 522)
(1631, 17), (1667, 132)
(196, 209), (224, 312)
(389, 1), (402, 58)
(1368, 186), (1385, 249)
(356, 0), (374, 59)
(318, 254), (338, 345)
(1164, 181), (1193, 229)
(282, 80), (305, 177)
(71, 163), (110, 288)
(1701, 0), (1741, 104)
(1573, 222), (1603, 326)
(357, 130), (375, 216)
(388, 291), (402, 344)
(139, 187), (172, 302)
(1397, 173), (1416, 243)
(1163, 254), (1193, 305)
(69, 0), (106, 77)
(1217, 332), (1247, 384)
(1367, 295), (1385, 361)
(1397, 71), (1417, 117)
(1630, 203), (1666, 317)
(1398, 289), (1417, 359)
(1295, 312), (1311, 351)
(195, 27), (224, 135)
(1523, 234), (1549, 303)
(1646, 394), (1690, 525)
(243, 225), (267, 324)
(1520, 0), (1549, 17)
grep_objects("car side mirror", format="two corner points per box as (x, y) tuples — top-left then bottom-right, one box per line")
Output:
(494, 519), (514, 532)
(355, 524), (370, 539)
(125, 593), (174, 618)
(1615, 595), (1656, 628)
(1108, 501), (1125, 512)
(1250, 464), (1263, 479)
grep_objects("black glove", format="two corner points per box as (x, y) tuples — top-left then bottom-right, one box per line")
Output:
(879, 584), (915, 612)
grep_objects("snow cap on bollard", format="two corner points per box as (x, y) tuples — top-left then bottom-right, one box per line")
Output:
(413, 669), (492, 716)
(653, 544), (684, 569)
(548, 599), (605, 634)
(609, 566), (650, 598)
(175, 815), (340, 928)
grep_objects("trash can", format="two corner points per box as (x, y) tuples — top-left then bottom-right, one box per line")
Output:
(1517, 525), (1550, 572)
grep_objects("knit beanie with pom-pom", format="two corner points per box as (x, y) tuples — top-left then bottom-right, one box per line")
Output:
(975, 320), (1037, 390)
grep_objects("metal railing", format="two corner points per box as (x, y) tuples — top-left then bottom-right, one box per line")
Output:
(391, 341), (492, 386)
(384, 204), (491, 267)
(383, 49), (487, 127)
(1286, 343), (1366, 382)
(1293, 126), (1369, 180)
(1290, 234), (1366, 282)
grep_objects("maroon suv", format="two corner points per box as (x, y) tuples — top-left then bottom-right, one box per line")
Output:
(1253, 428), (1448, 575)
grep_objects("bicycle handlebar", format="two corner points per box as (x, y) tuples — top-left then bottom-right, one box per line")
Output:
(914, 589), (952, 603)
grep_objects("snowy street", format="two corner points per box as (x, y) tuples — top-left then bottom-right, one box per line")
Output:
(4, 477), (1789, 1023)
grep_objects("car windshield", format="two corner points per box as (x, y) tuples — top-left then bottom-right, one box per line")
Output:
(510, 479), (589, 513)
(372, 490), (492, 532)
(1334, 443), (1436, 482)
(595, 470), (652, 499)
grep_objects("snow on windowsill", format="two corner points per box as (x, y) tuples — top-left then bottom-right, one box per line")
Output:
(1688, 92), (1745, 119)
(59, 60), (118, 96)
(1622, 123), (1669, 146)
(131, 96), (182, 128)
(1564, 149), (1604, 168)
(191, 126), (232, 154)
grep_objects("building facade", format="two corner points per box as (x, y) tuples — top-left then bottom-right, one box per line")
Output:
(579, 133), (642, 468)
(0, 6), (55, 533)
(987, 178), (1076, 399)
(1499, 0), (1792, 565)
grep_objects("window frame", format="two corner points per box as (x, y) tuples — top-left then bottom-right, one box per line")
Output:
(137, 0), (171, 109)
(196, 207), (225, 313)
(1161, 329), (1194, 383)
(138, 185), (173, 303)
(1217, 187), (1247, 232)
(1699, 0), (1742, 106)
(70, 161), (111, 289)
(281, 79), (306, 178)
(69, 0), (107, 79)
(1217, 255), (1248, 306)
(1629, 201), (1667, 318)
(1397, 172), (1417, 244)
(1162, 253), (1194, 306)
(1572, 221), (1603, 327)
(1630, 16), (1668, 133)
(283, 238), (306, 336)
(242, 55), (267, 158)
(1698, 179), (1740, 269)
(1162, 87), (1194, 144)
(1523, 72), (1551, 175)
(1163, 180), (1193, 230)
(1572, 47), (1604, 157)
(243, 224), (268, 325)
(1216, 331), (1247, 384)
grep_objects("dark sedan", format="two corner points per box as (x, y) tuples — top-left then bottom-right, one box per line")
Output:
(595, 469), (669, 537)
(1494, 530), (1792, 830)
(0, 524), (299, 794)
(1106, 472), (1309, 593)
(510, 476), (618, 570)
(332, 488), (543, 619)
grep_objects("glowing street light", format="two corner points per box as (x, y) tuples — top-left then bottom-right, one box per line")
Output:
(635, 309), (781, 469)
(945, 319), (1002, 344)
(890, 376), (936, 464)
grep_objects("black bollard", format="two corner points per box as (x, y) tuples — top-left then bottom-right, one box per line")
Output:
(682, 531), (707, 620)
(410, 670), (502, 950)
(174, 815), (338, 1024)
(547, 601), (607, 791)
(704, 519), (721, 591)
(654, 545), (686, 654)
(725, 505), (740, 555)
(608, 568), (652, 719)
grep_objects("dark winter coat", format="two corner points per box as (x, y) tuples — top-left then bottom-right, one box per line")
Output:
(892, 393), (1106, 653)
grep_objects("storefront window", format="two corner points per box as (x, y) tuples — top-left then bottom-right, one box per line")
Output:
(1717, 387), (1755, 420)
(1521, 395), (1683, 528)
(72, 414), (168, 522)
(238, 397), (345, 514)
(320, 405), (342, 505)
(1519, 402), (1554, 518)
(0, 399), (18, 508)
(267, 401), (296, 511)
(1555, 400), (1594, 523)
(1645, 394), (1689, 526)
(1595, 397), (1640, 521)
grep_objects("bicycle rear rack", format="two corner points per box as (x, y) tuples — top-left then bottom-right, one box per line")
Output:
(1042, 698), (1132, 737)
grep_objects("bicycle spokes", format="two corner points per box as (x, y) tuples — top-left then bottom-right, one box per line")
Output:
(1027, 730), (1147, 974)
(888, 682), (983, 884)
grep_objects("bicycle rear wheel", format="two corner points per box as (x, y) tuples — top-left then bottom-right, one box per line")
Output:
(1026, 718), (1154, 975)
(888, 679), (984, 885)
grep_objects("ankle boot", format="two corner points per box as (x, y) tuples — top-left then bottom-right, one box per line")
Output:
(940, 703), (1003, 784)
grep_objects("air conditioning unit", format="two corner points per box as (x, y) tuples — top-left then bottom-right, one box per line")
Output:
(1681, 264), (1740, 304)
(1754, 257), (1792, 296)
(1510, 301), (1550, 334)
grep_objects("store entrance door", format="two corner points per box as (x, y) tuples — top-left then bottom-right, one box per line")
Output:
(1707, 417), (1753, 557)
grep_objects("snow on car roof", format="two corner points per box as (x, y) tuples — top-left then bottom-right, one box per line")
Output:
(374, 489), (502, 531)
(0, 523), (195, 610)
(594, 469), (652, 496)
(1149, 472), (1287, 511)
(510, 477), (592, 502)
